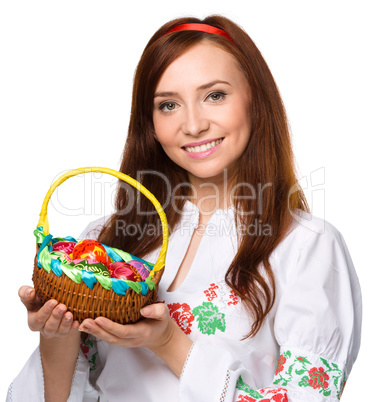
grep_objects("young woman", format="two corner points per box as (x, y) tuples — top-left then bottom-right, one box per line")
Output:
(10, 15), (361, 402)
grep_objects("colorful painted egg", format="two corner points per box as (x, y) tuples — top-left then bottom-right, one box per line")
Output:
(72, 258), (99, 265)
(72, 239), (110, 266)
(50, 250), (72, 264)
(109, 262), (142, 282)
(70, 258), (110, 277)
(127, 260), (150, 280)
(52, 241), (76, 255)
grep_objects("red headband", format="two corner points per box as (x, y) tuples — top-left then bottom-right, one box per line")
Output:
(163, 23), (235, 45)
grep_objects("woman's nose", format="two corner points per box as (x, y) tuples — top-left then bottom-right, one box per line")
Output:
(181, 105), (210, 136)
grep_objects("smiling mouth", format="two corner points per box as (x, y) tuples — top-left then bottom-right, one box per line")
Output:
(183, 138), (224, 153)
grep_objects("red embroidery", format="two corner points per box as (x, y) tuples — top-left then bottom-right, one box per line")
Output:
(270, 395), (288, 402)
(261, 388), (288, 401)
(308, 367), (329, 389)
(236, 396), (257, 402)
(237, 388), (288, 402)
(340, 380), (347, 398)
(80, 343), (89, 359)
(228, 289), (239, 305)
(275, 354), (287, 375)
(167, 303), (195, 335)
(204, 283), (219, 301)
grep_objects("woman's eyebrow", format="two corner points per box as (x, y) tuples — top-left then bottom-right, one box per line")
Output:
(154, 79), (231, 98)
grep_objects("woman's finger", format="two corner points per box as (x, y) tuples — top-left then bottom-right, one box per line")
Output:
(140, 303), (169, 321)
(42, 304), (69, 336)
(79, 319), (121, 344)
(18, 286), (42, 312)
(18, 285), (33, 300)
(29, 299), (58, 332)
(94, 317), (135, 337)
(56, 312), (78, 336)
(80, 317), (133, 338)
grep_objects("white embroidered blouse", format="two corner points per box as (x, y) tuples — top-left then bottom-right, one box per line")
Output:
(7, 201), (362, 402)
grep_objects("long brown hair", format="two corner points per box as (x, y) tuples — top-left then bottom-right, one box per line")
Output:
(98, 15), (309, 338)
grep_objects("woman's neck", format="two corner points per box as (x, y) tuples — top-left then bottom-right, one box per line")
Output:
(186, 171), (235, 216)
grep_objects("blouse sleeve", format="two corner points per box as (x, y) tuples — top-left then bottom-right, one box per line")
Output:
(179, 220), (362, 402)
(272, 221), (362, 401)
(6, 346), (99, 402)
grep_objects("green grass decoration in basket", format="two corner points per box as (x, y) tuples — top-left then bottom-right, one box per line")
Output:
(32, 167), (168, 324)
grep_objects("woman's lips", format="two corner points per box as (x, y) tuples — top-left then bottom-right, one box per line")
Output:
(182, 137), (223, 148)
(182, 138), (224, 159)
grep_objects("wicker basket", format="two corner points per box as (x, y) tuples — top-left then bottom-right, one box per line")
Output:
(32, 167), (168, 324)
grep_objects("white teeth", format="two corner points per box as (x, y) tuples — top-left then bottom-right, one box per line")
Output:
(185, 138), (223, 153)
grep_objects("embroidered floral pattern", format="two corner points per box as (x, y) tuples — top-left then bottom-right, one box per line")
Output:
(273, 349), (345, 399)
(275, 354), (287, 375)
(236, 376), (264, 399)
(81, 342), (90, 359)
(228, 289), (239, 305)
(307, 367), (329, 389)
(80, 339), (98, 371)
(237, 396), (257, 402)
(204, 283), (219, 301)
(203, 281), (240, 309)
(166, 282), (237, 336)
(236, 376), (288, 401)
(167, 303), (195, 335)
(192, 301), (226, 335)
(261, 389), (288, 402)
(339, 377), (347, 399)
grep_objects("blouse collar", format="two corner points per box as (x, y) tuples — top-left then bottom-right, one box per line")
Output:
(177, 198), (236, 234)
(182, 198), (235, 216)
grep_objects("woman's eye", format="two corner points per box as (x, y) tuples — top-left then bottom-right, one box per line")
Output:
(207, 92), (226, 102)
(159, 102), (177, 112)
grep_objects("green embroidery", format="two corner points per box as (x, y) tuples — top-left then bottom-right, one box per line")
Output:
(81, 339), (98, 372)
(236, 376), (263, 399)
(338, 372), (347, 399)
(273, 350), (345, 399)
(273, 350), (294, 386)
(88, 351), (98, 372)
(192, 301), (226, 335)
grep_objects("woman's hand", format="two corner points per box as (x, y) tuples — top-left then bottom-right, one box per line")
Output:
(79, 302), (193, 377)
(79, 302), (174, 350)
(18, 285), (80, 338)
(19, 285), (82, 401)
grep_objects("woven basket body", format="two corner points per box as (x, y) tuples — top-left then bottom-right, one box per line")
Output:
(33, 254), (164, 324)
(32, 167), (168, 324)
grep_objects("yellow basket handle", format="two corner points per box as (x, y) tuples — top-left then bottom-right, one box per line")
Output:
(37, 167), (168, 273)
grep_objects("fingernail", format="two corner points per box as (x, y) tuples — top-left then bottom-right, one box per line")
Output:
(57, 305), (66, 315)
(48, 300), (58, 309)
(140, 306), (152, 316)
(79, 323), (92, 332)
(25, 288), (33, 299)
(64, 313), (72, 322)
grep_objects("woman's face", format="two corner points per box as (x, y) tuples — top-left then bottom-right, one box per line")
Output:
(152, 41), (252, 188)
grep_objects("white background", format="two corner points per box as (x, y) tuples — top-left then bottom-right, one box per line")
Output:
(0, 0), (373, 399)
